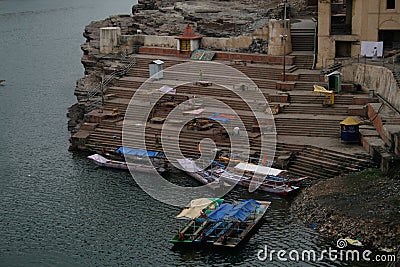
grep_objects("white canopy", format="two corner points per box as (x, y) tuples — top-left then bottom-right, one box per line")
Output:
(176, 198), (213, 220)
(88, 154), (108, 164)
(158, 85), (176, 94)
(177, 158), (201, 173)
(183, 108), (205, 115)
(234, 162), (285, 176)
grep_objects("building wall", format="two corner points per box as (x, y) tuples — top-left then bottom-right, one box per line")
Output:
(317, 0), (400, 68)
(342, 63), (400, 111)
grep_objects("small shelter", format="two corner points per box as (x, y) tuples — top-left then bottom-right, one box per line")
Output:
(149, 59), (164, 79)
(340, 116), (360, 143)
(175, 24), (202, 53)
(327, 71), (342, 93)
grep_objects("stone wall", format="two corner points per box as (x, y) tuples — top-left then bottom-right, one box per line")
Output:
(342, 63), (400, 111)
(201, 35), (253, 51)
(115, 32), (269, 54)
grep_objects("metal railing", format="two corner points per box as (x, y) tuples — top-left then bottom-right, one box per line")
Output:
(85, 54), (137, 112)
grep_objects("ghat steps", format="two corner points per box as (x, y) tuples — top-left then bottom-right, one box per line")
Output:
(78, 54), (375, 180)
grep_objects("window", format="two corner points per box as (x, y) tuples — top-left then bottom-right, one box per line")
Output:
(180, 40), (190, 52)
(387, 0), (395, 9)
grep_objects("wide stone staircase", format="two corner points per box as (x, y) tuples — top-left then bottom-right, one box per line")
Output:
(77, 53), (376, 181)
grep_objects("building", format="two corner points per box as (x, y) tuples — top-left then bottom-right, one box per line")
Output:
(317, 0), (400, 68)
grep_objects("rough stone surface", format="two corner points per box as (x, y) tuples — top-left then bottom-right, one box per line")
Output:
(291, 168), (400, 250)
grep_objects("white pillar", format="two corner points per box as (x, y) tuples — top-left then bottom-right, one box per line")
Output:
(100, 27), (121, 54)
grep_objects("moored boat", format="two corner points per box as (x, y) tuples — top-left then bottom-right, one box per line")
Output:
(176, 158), (230, 189)
(169, 198), (223, 245)
(170, 198), (271, 248)
(218, 169), (300, 195)
(88, 147), (169, 173)
(213, 200), (271, 248)
(215, 162), (302, 195)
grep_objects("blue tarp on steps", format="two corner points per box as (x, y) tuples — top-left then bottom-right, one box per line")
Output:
(116, 147), (165, 157)
(208, 113), (231, 124)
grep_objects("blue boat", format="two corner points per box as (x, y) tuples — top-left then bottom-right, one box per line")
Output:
(170, 199), (271, 248)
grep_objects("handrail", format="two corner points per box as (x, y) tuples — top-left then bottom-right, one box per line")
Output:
(312, 18), (318, 70)
(85, 54), (137, 111)
(376, 93), (400, 116)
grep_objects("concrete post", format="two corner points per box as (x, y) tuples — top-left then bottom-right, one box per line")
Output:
(267, 19), (292, 56)
(100, 27), (121, 54)
(317, 0), (333, 68)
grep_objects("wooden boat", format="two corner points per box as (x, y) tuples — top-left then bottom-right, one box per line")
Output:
(169, 198), (223, 245)
(218, 169), (300, 195)
(87, 153), (167, 173)
(170, 199), (271, 248)
(0, 80), (5, 85)
(214, 163), (301, 195)
(213, 200), (271, 248)
(176, 158), (230, 189)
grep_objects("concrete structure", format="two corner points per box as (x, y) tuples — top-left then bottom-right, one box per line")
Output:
(342, 63), (400, 111)
(100, 27), (121, 54)
(317, 0), (400, 68)
(268, 19), (292, 56)
(175, 24), (202, 53)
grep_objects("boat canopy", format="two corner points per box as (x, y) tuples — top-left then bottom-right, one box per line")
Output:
(207, 203), (234, 221)
(224, 199), (260, 222)
(116, 147), (165, 157)
(234, 162), (285, 176)
(176, 198), (222, 220)
(177, 158), (201, 173)
(88, 154), (108, 163)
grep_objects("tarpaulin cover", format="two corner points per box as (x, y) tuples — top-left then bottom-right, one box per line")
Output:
(208, 113), (234, 124)
(234, 162), (285, 176)
(207, 203), (234, 221)
(313, 85), (333, 94)
(158, 85), (176, 94)
(340, 116), (360, 126)
(88, 154), (108, 164)
(183, 108), (205, 115)
(116, 147), (164, 157)
(177, 158), (201, 173)
(224, 199), (260, 222)
(176, 198), (223, 220)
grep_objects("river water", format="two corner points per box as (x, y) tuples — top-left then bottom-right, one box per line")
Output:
(0, 0), (381, 266)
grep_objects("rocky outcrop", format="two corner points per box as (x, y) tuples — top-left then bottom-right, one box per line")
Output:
(291, 169), (400, 250)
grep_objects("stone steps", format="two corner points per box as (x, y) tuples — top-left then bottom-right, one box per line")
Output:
(282, 105), (349, 116)
(294, 54), (314, 69)
(275, 118), (341, 137)
(289, 94), (354, 105)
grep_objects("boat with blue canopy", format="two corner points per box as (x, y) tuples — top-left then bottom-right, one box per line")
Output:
(170, 198), (271, 248)
(87, 147), (169, 173)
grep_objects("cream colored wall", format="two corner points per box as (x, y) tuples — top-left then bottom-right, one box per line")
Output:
(317, 0), (332, 68)
(317, 0), (400, 68)
(342, 63), (400, 111)
(268, 19), (292, 56)
(201, 35), (254, 50)
(100, 27), (121, 54)
(143, 35), (177, 48)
